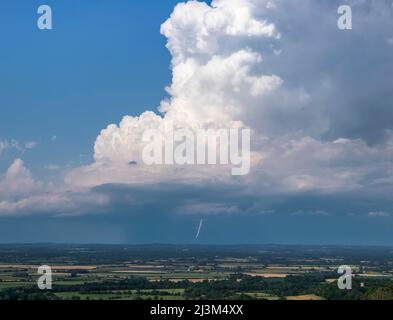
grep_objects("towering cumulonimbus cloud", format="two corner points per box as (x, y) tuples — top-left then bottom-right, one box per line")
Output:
(2, 0), (393, 217)
(159, 0), (283, 128)
(67, 0), (393, 195)
(66, 0), (393, 198)
(66, 0), (301, 187)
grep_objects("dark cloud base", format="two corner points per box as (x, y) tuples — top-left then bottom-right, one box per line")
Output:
(1, 213), (393, 246)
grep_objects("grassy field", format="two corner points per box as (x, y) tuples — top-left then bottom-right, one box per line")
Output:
(55, 289), (185, 300)
(286, 294), (324, 300)
(0, 261), (390, 300)
(0, 261), (324, 300)
(1, 244), (393, 300)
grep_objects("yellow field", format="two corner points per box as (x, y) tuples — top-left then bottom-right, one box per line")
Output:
(245, 273), (288, 278)
(0, 264), (97, 271)
(286, 294), (323, 300)
(113, 270), (163, 274)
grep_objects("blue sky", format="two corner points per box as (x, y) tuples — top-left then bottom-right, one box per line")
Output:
(0, 0), (180, 173)
(0, 0), (393, 245)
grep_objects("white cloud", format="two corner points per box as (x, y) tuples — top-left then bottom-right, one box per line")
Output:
(24, 141), (38, 149)
(0, 159), (107, 216)
(0, 159), (43, 198)
(0, 140), (8, 155)
(160, 0), (279, 64)
(66, 0), (305, 187)
(368, 211), (391, 218)
(2, 0), (393, 217)
(176, 202), (239, 215)
(45, 164), (61, 171)
(0, 139), (38, 155)
(291, 210), (329, 217)
(64, 0), (393, 204)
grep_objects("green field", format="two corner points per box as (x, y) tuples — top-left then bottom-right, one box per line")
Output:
(1, 245), (393, 300)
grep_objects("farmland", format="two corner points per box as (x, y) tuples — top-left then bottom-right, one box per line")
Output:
(1, 244), (393, 300)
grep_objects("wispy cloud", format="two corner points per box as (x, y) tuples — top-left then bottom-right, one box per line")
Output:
(24, 141), (38, 150)
(368, 211), (391, 218)
(0, 139), (38, 155)
(291, 210), (330, 217)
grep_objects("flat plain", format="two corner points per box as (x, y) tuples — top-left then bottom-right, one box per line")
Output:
(0, 244), (392, 300)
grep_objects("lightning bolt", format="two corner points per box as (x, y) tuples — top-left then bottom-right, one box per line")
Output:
(195, 219), (203, 240)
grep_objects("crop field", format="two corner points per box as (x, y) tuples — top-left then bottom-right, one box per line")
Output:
(0, 245), (393, 300)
